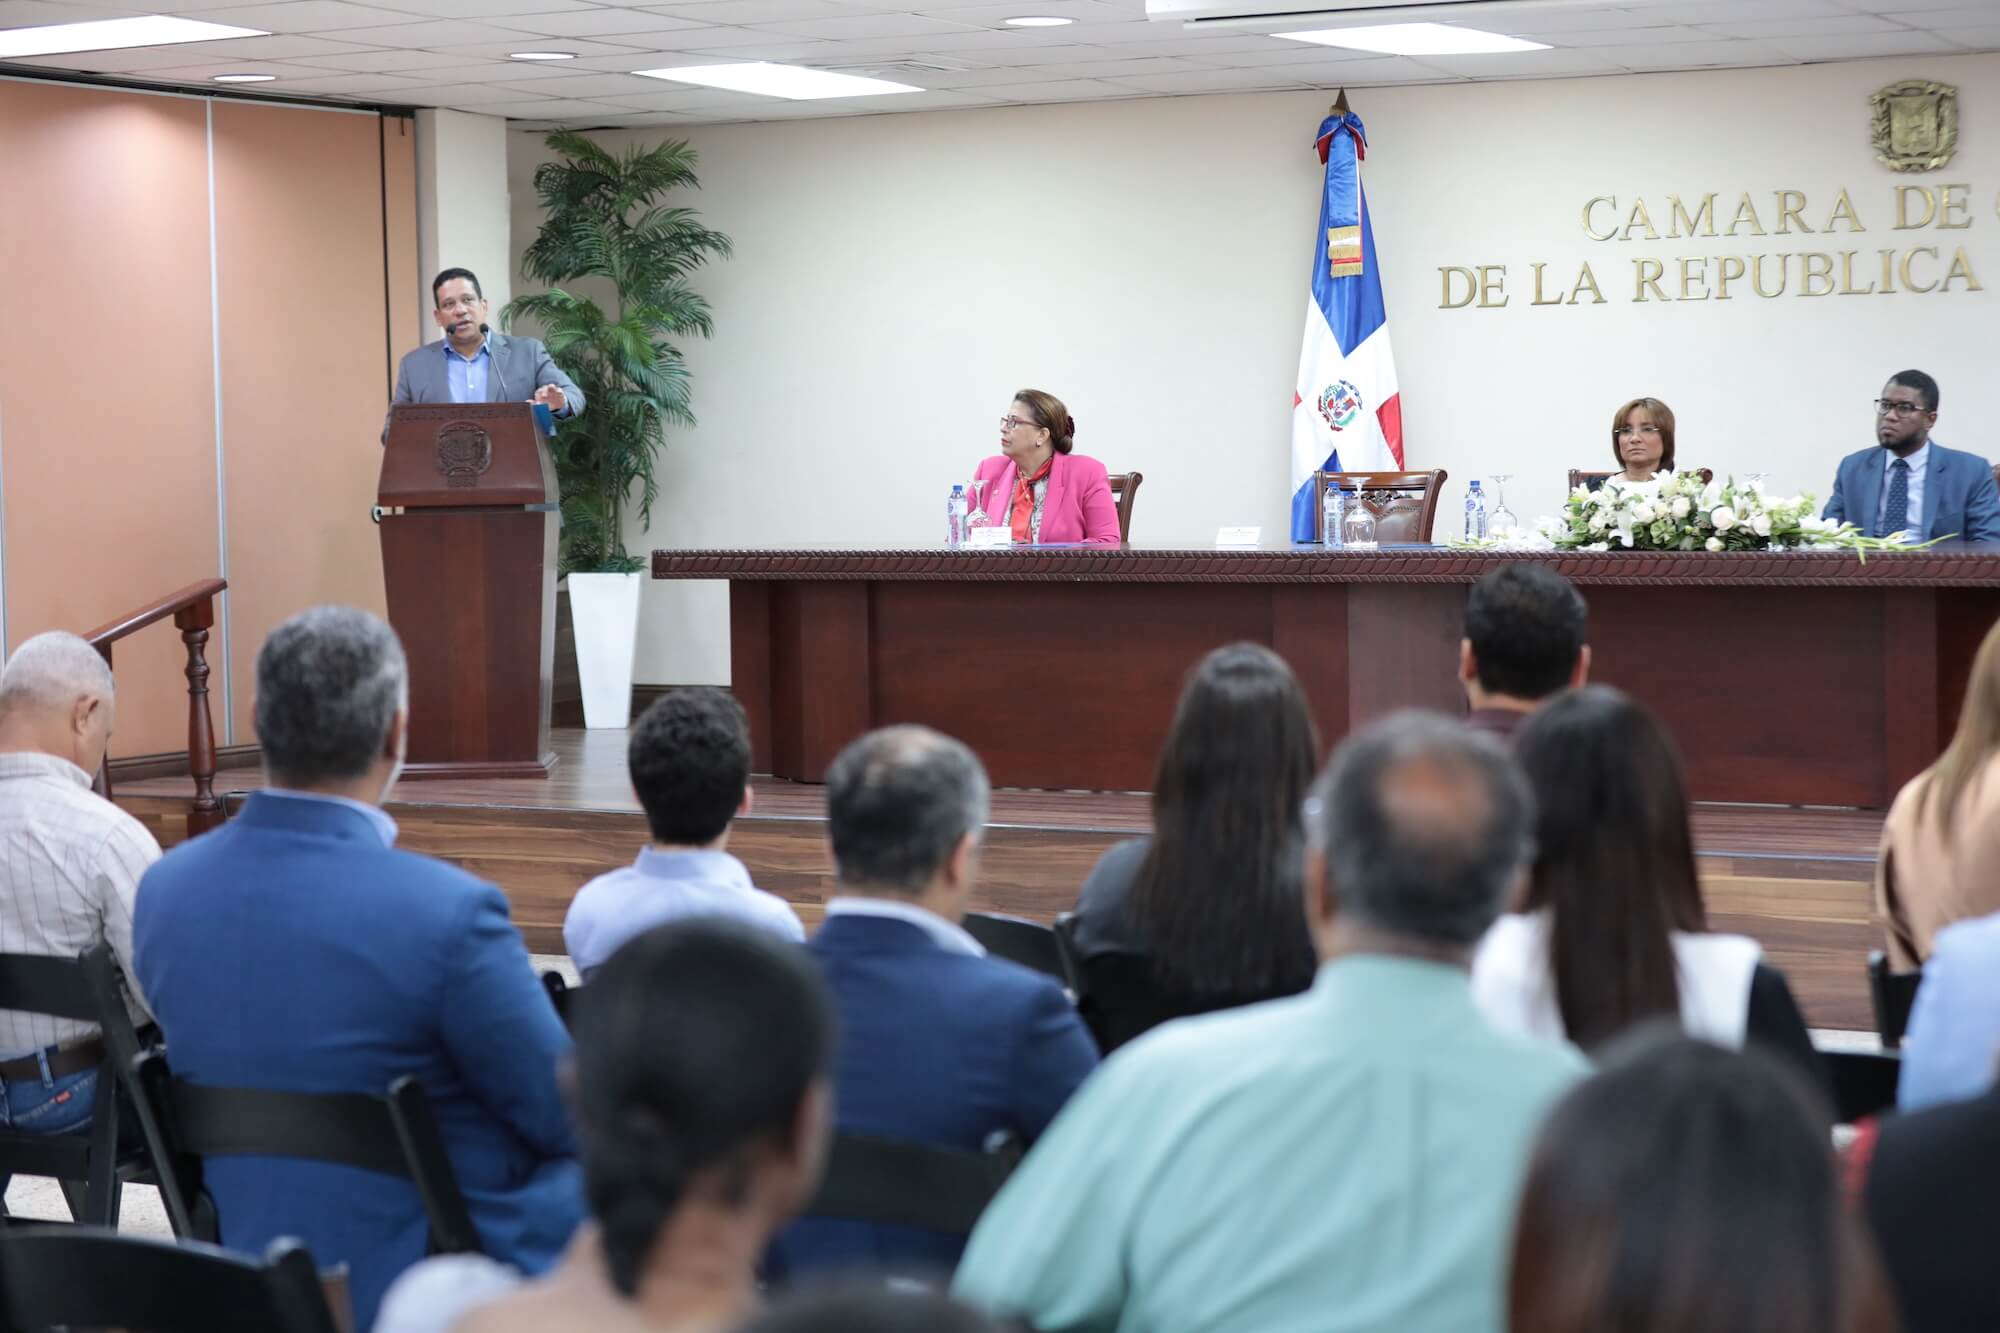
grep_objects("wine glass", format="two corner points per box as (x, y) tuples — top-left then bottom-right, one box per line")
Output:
(966, 478), (991, 529)
(1488, 474), (1517, 540)
(1741, 472), (1767, 493)
(1342, 498), (1377, 549)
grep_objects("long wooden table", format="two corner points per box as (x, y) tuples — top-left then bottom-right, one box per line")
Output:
(649, 545), (2000, 806)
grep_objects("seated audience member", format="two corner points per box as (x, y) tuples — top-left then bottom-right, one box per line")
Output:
(1068, 644), (1318, 1053)
(566, 689), (802, 978)
(382, 920), (834, 1333)
(953, 713), (1588, 1333)
(737, 1286), (1006, 1333)
(765, 726), (1098, 1284)
(0, 632), (159, 1140)
(1853, 1055), (2000, 1332)
(133, 607), (582, 1332)
(1824, 369), (2000, 543)
(1609, 396), (1678, 484)
(971, 389), (1120, 546)
(1471, 687), (1820, 1081)
(1875, 617), (2000, 970)
(1890, 910), (2000, 1112)
(1511, 1033), (1895, 1333)
(1459, 563), (1590, 742)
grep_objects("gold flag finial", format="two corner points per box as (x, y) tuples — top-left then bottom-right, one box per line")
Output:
(1330, 88), (1350, 115)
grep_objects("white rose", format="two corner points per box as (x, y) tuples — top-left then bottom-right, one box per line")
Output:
(1705, 537), (1723, 551)
(1588, 511), (1607, 532)
(1629, 501), (1656, 523)
(1671, 496), (1691, 519)
(1751, 513), (1772, 537)
(1711, 507), (1737, 531)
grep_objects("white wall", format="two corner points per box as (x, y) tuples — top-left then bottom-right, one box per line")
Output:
(418, 109), (512, 334)
(510, 53), (1999, 685)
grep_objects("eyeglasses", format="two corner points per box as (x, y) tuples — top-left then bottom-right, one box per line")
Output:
(999, 415), (1041, 432)
(1616, 425), (1662, 437)
(1875, 399), (1928, 418)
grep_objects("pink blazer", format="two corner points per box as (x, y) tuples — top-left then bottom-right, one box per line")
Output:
(972, 452), (1122, 546)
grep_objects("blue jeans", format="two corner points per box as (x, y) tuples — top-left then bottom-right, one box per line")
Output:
(0, 1063), (99, 1136)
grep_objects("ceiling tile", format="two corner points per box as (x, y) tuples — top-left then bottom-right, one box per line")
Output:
(1028, 54), (1216, 76)
(304, 45), (482, 67)
(639, 37), (838, 58)
(908, 0), (1135, 24)
(643, 0), (861, 20)
(407, 59), (593, 80)
(1205, 44), (1388, 67)
(396, 79), (529, 99)
(1651, 0), (1849, 18)
(181, 0), (428, 31)
(429, 36), (659, 56)
(984, 75), (1141, 98)
(752, 10), (982, 37)
(470, 94), (634, 113)
(309, 17), (536, 42)
(1541, 24), (1745, 47)
(494, 68), (675, 94)
(1761, 28), (1964, 54)
(12, 44), (262, 70)
(182, 31), (385, 55)
(1413, 47), (1623, 78)
(1689, 14), (1904, 37)
(483, 8), (712, 35)
(251, 67), (434, 89)
(567, 110), (701, 124)
(1934, 23), (2000, 45)
(359, 0), (603, 13)
(1592, 37), (1791, 68)
(0, 0), (143, 23)
(1103, 64), (1309, 91)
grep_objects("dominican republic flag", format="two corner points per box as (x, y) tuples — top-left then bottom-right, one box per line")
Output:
(1289, 103), (1404, 541)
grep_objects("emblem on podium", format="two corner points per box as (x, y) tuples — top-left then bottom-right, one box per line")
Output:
(1870, 80), (1957, 173)
(435, 420), (494, 487)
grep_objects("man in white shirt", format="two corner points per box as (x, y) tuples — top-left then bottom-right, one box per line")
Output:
(0, 631), (158, 1138)
(565, 689), (802, 978)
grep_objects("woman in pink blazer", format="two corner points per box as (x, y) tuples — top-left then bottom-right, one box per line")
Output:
(972, 389), (1122, 546)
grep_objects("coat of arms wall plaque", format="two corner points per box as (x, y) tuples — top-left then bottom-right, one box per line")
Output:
(1870, 80), (1958, 172)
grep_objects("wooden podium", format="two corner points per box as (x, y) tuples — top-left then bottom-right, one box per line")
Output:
(378, 403), (557, 778)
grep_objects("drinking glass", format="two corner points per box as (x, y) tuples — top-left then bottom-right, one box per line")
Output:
(1488, 474), (1517, 540)
(1342, 499), (1377, 549)
(966, 478), (992, 529)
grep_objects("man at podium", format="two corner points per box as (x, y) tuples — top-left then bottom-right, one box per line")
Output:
(382, 268), (584, 443)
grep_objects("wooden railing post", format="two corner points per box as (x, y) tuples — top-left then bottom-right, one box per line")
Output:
(174, 599), (223, 836)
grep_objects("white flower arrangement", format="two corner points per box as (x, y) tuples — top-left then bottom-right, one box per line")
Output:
(1537, 471), (1918, 554)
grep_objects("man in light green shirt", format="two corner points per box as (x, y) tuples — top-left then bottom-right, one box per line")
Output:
(954, 711), (1588, 1333)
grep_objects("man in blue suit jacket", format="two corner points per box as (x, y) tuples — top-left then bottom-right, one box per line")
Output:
(765, 726), (1099, 1285)
(1824, 369), (2000, 543)
(134, 607), (581, 1332)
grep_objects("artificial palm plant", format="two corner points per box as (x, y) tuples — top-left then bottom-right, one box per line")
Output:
(505, 130), (732, 574)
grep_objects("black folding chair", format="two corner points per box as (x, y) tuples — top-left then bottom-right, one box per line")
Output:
(1868, 950), (1923, 1051)
(803, 1131), (1020, 1269)
(130, 1049), (484, 1255)
(541, 969), (578, 1028)
(0, 944), (159, 1227)
(1825, 1049), (1904, 1124)
(0, 1225), (341, 1333)
(962, 913), (1065, 982)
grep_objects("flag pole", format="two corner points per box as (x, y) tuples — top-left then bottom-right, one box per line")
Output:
(1330, 88), (1349, 115)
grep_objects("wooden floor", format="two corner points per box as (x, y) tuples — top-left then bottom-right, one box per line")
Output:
(119, 728), (1888, 1031)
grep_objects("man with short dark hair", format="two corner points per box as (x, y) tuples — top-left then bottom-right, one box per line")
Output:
(565, 689), (802, 977)
(381, 267), (584, 443)
(1460, 562), (1590, 740)
(1824, 369), (2000, 543)
(766, 725), (1098, 1284)
(134, 606), (581, 1332)
(954, 712), (1587, 1333)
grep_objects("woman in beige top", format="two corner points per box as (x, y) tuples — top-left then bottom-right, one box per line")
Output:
(1877, 619), (2000, 968)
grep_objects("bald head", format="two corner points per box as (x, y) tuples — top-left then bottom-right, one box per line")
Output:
(0, 632), (118, 774)
(1307, 710), (1534, 952)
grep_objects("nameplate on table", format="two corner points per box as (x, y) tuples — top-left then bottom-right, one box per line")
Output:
(1215, 526), (1262, 547)
(965, 526), (1013, 547)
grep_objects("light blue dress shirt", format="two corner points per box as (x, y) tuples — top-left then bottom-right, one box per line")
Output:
(443, 337), (491, 405)
(563, 847), (804, 978)
(1877, 440), (1930, 540)
(1897, 909), (2000, 1112)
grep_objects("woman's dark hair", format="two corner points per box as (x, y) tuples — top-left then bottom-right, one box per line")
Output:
(1125, 643), (1320, 995)
(1610, 396), (1677, 473)
(1509, 1031), (1897, 1333)
(1013, 388), (1075, 455)
(573, 919), (833, 1298)
(1514, 685), (1704, 1049)
(738, 1285), (1008, 1333)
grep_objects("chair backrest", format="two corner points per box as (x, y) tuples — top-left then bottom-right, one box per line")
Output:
(131, 1050), (483, 1255)
(1106, 471), (1143, 543)
(1824, 1049), (1903, 1125)
(1313, 469), (1448, 543)
(804, 1132), (1019, 1237)
(961, 912), (1065, 982)
(1568, 467), (1714, 492)
(1868, 950), (1923, 1051)
(0, 1227), (342, 1333)
(541, 968), (578, 1027)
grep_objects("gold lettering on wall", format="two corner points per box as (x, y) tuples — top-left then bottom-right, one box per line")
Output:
(1776, 190), (1812, 234)
(1476, 265), (1509, 307)
(1635, 258), (1667, 301)
(1944, 247), (1983, 291)
(1800, 252), (1835, 296)
(1530, 263), (1562, 305)
(1753, 254), (1789, 298)
(1824, 189), (1865, 232)
(1569, 263), (1606, 304)
(1677, 256), (1709, 301)
(1669, 193), (1719, 238)
(1622, 198), (1660, 241)
(1939, 184), (1973, 229)
(1582, 196), (1618, 241)
(1839, 251), (1875, 295)
(1896, 186), (1937, 229)
(1901, 247), (1939, 293)
(1439, 266), (1478, 308)
(1727, 193), (1768, 236)
(1715, 255), (1746, 299)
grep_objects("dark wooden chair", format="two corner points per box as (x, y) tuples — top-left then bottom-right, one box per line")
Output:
(962, 912), (1065, 983)
(131, 1049), (484, 1256)
(541, 968), (578, 1028)
(0, 944), (160, 1227)
(1107, 471), (1143, 543)
(0, 1227), (342, 1333)
(1311, 469), (1449, 542)
(1569, 467), (1713, 491)
(1825, 1049), (1903, 1124)
(1869, 950), (1923, 1051)
(804, 1132), (1020, 1243)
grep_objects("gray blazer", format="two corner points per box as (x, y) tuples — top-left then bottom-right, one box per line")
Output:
(381, 331), (584, 443)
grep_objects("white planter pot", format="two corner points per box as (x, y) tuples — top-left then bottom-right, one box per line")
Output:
(567, 572), (643, 729)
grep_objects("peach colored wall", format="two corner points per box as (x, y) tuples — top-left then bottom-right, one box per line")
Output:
(212, 101), (390, 745)
(0, 82), (220, 757)
(382, 115), (422, 394)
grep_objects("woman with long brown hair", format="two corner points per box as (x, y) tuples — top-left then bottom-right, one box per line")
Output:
(1876, 617), (2000, 968)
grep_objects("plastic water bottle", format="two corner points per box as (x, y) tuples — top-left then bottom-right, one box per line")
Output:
(1322, 484), (1345, 549)
(1464, 480), (1487, 541)
(947, 484), (968, 547)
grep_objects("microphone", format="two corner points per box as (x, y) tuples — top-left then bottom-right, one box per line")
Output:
(478, 323), (513, 402)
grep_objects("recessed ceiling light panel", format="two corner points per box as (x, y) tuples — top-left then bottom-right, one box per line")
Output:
(1004, 15), (1074, 26)
(631, 61), (922, 100)
(212, 72), (276, 82)
(0, 15), (266, 59)
(508, 51), (575, 60)
(1273, 22), (1549, 56)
